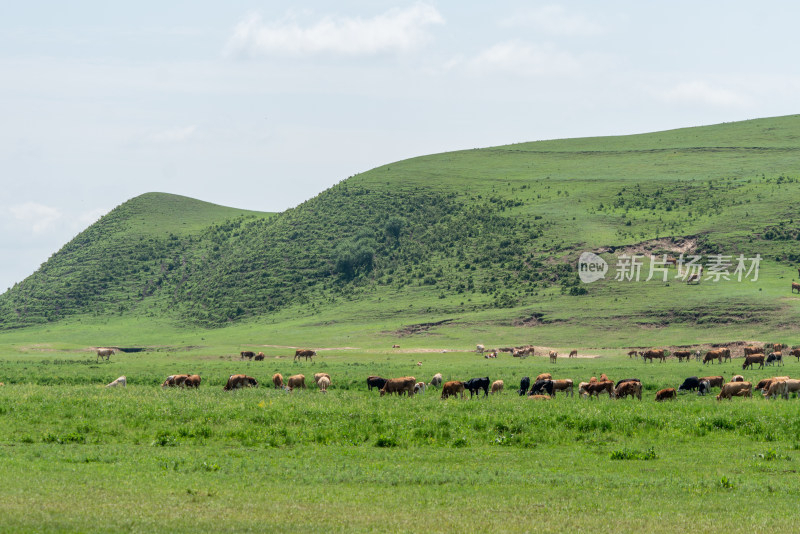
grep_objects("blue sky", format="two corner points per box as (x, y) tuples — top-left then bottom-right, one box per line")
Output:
(2, 1), (799, 291)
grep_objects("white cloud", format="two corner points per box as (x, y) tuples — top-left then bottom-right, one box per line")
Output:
(224, 3), (444, 57)
(151, 126), (197, 143)
(500, 5), (606, 36)
(8, 202), (62, 234)
(660, 81), (749, 107)
(465, 41), (583, 77)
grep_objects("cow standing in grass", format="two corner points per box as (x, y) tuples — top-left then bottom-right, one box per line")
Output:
(96, 348), (114, 362)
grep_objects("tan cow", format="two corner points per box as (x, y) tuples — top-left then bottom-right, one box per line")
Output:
(764, 379), (788, 400)
(568, 350), (578, 358)
(273, 373), (284, 389)
(317, 376), (330, 393)
(430, 373), (443, 388)
(703, 349), (724, 365)
(783, 379), (800, 398)
(528, 395), (551, 400)
(792, 282), (800, 293)
(223, 374), (258, 390)
(476, 344), (486, 353)
(96, 348), (114, 362)
(380, 377), (416, 397)
(551, 379), (574, 397)
(536, 373), (552, 382)
(614, 381), (641, 400)
(441, 380), (465, 400)
(491, 380), (504, 394)
(549, 350), (558, 363)
(716, 381), (752, 400)
(287, 374), (306, 391)
(743, 346), (762, 357)
(161, 374), (189, 387)
(184, 375), (201, 388)
(655, 388), (676, 401)
(105, 376), (126, 387)
(314, 373), (331, 387)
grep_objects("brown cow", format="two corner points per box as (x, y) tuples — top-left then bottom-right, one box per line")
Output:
(792, 282), (800, 293)
(551, 379), (574, 397)
(491, 380), (504, 394)
(743, 346), (762, 357)
(783, 379), (800, 398)
(549, 350), (558, 363)
(223, 374), (258, 390)
(720, 348), (731, 362)
(599, 373), (611, 382)
(742, 354), (765, 370)
(569, 350), (578, 358)
(272, 373), (284, 389)
(183, 375), (201, 388)
(614, 381), (642, 400)
(240, 351), (255, 360)
(294, 349), (316, 362)
(254, 352), (265, 361)
(392, 344), (400, 348)
(583, 381), (614, 399)
(287, 374), (306, 390)
(673, 350), (693, 362)
(441, 380), (465, 400)
(314, 373), (331, 387)
(578, 382), (591, 398)
(96, 348), (114, 362)
(764, 379), (788, 400)
(536, 373), (552, 382)
(716, 381), (752, 400)
(703, 349), (724, 365)
(700, 376), (724, 389)
(655, 388), (676, 401)
(161, 374), (189, 387)
(790, 348), (800, 361)
(640, 349), (666, 363)
(381, 377), (416, 397)
(731, 375), (744, 382)
(627, 350), (638, 358)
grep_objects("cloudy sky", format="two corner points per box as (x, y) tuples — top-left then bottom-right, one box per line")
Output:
(2, 1), (799, 292)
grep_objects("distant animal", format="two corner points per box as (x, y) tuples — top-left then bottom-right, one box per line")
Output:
(273, 373), (284, 389)
(367, 376), (387, 391)
(627, 350), (638, 358)
(254, 352), (265, 361)
(697, 380), (711, 396)
(568, 350), (577, 358)
(614, 380), (641, 400)
(783, 379), (800, 398)
(582, 380), (613, 399)
(640, 349), (666, 363)
(755, 377), (789, 393)
(743, 346), (763, 357)
(666, 256), (678, 267)
(464, 377), (490, 398)
(240, 351), (255, 360)
(314, 373), (331, 387)
(793, 282), (800, 293)
(699, 376), (724, 389)
(720, 348), (731, 362)
(184, 375), (201, 388)
(763, 379), (787, 400)
(678, 376), (700, 392)
(476, 344), (485, 353)
(551, 379), (574, 397)
(96, 348), (114, 362)
(742, 353), (765, 370)
(535, 373), (552, 382)
(673, 350), (693, 362)
(161, 374), (189, 387)
(106, 376), (126, 387)
(578, 382), (591, 398)
(549, 350), (558, 363)
(716, 381), (752, 401)
(223, 374), (258, 390)
(766, 351), (784, 367)
(703, 349), (724, 365)
(441, 380), (465, 400)
(615, 378), (640, 388)
(655, 388), (676, 401)
(380, 377), (416, 397)
(430, 373), (443, 388)
(414, 382), (426, 394)
(287, 374), (306, 391)
(294, 349), (316, 362)
(686, 273), (701, 284)
(528, 379), (554, 397)
(392, 344), (400, 348)
(317, 376), (330, 393)
(491, 380), (504, 394)
(731, 375), (744, 382)
(518, 376), (531, 396)
(416, 361), (422, 366)
(528, 395), (551, 401)
(790, 348), (800, 361)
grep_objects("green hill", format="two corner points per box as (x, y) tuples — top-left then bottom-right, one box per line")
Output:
(3, 115), (800, 343)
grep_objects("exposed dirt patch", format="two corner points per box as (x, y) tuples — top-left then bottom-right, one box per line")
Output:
(596, 236), (698, 256)
(393, 319), (455, 337)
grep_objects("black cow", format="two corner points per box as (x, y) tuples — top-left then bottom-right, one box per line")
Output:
(464, 377), (490, 398)
(518, 376), (531, 396)
(528, 379), (554, 397)
(697, 380), (711, 396)
(615, 378), (640, 388)
(678, 376), (700, 392)
(367, 376), (388, 391)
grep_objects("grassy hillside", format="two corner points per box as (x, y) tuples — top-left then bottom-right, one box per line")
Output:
(3, 115), (800, 344)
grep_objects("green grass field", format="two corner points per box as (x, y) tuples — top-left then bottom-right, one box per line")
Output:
(1, 345), (800, 532)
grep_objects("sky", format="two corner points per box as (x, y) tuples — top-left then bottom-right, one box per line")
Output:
(2, 1), (800, 292)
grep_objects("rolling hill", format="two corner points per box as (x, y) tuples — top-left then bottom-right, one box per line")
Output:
(3, 115), (800, 346)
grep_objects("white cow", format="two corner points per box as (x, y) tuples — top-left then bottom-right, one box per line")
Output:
(106, 375), (126, 387)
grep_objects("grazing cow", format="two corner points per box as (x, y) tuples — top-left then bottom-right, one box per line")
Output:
(615, 378), (640, 388)
(731, 375), (744, 383)
(414, 382), (426, 394)
(551, 379), (574, 397)
(106, 376), (126, 388)
(678, 376), (701, 392)
(686, 273), (701, 284)
(380, 377), (416, 397)
(697, 380), (711, 396)
(183, 375), (201, 388)
(430, 373), (443, 388)
(96, 348), (114, 362)
(367, 376), (387, 391)
(783, 379), (800, 398)
(518, 376), (531, 396)
(272, 373), (284, 389)
(416, 361), (423, 367)
(640, 349), (666, 363)
(491, 380), (504, 394)
(498, 347), (514, 353)
(464, 377), (491, 398)
(716, 381), (752, 401)
(254, 352), (265, 361)
(743, 346), (762, 357)
(578, 382), (591, 398)
(476, 344), (486, 353)
(161, 374), (189, 388)
(314, 373), (331, 386)
(599, 373), (611, 383)
(528, 379), (554, 397)
(528, 395), (551, 401)
(766, 351), (784, 367)
(694, 350), (702, 362)
(755, 376), (790, 393)
(392, 344), (400, 348)
(703, 349), (724, 365)
(240, 351), (255, 360)
(294, 349), (316, 362)
(441, 380), (465, 400)
(627, 350), (638, 358)
(569, 350), (578, 358)
(793, 282), (800, 293)
(742, 354), (765, 370)
(583, 380), (614, 399)
(763, 379), (787, 400)
(790, 348), (800, 361)
(673, 350), (693, 362)
(536, 373), (552, 382)
(287, 374), (306, 390)
(614, 380), (641, 400)
(549, 350), (558, 363)
(700, 376), (724, 389)
(318, 376), (330, 393)
(223, 374), (258, 390)
(720, 348), (731, 362)
(655, 388), (677, 401)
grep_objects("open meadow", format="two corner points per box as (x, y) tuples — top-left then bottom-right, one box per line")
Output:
(2, 342), (800, 532)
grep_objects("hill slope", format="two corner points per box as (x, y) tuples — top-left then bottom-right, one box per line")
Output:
(3, 115), (800, 338)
